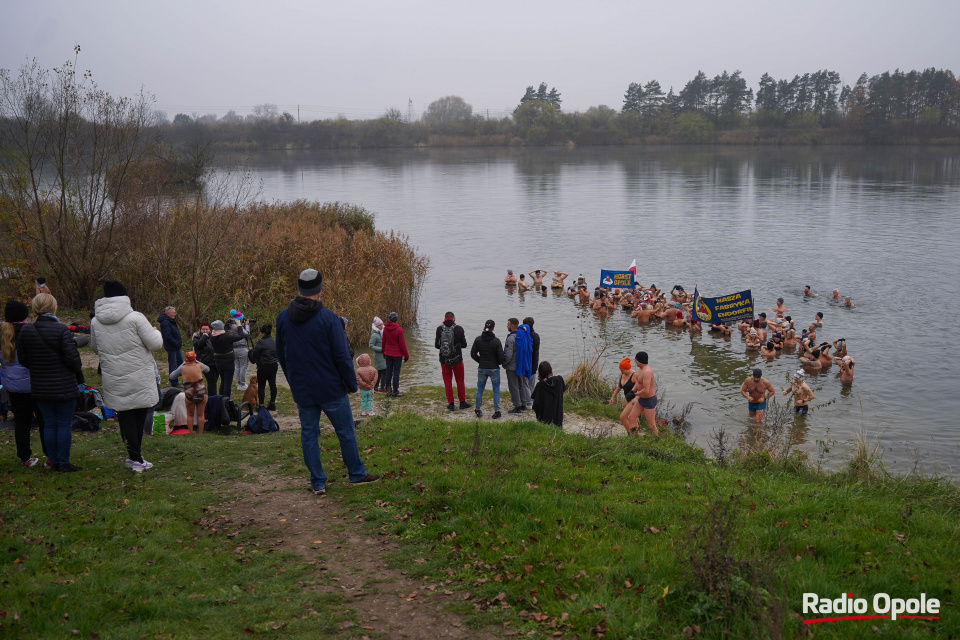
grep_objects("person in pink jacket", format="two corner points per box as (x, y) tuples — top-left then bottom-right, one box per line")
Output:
(355, 354), (378, 416)
(380, 312), (409, 397)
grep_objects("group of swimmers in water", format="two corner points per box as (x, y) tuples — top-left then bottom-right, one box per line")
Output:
(504, 269), (857, 433)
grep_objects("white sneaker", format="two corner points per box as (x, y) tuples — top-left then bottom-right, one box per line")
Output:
(129, 460), (154, 472)
(23, 457), (40, 468)
(124, 459), (135, 467)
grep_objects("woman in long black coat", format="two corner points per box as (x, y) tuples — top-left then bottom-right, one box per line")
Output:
(532, 361), (565, 428)
(17, 294), (84, 472)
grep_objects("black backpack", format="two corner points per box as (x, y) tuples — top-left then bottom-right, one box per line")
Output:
(204, 395), (241, 434)
(72, 411), (102, 432)
(223, 397), (240, 424)
(439, 324), (461, 365)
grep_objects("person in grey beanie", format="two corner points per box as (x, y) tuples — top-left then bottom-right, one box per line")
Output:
(276, 268), (378, 494)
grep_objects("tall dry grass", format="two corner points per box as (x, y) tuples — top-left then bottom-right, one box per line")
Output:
(108, 199), (428, 344)
(224, 201), (428, 344)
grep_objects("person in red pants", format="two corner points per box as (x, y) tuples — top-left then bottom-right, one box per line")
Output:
(435, 312), (471, 411)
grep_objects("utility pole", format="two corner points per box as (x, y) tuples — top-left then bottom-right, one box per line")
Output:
(407, 98), (413, 123)
(297, 105), (300, 124)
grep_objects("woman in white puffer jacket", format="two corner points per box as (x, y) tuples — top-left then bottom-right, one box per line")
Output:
(91, 281), (163, 473)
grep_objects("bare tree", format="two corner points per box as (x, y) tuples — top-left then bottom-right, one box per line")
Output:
(252, 103), (279, 121)
(131, 163), (258, 330)
(0, 49), (156, 307)
(382, 107), (404, 122)
(221, 110), (243, 124)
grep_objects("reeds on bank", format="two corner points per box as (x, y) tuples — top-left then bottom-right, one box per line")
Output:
(224, 201), (429, 344)
(63, 198), (428, 345)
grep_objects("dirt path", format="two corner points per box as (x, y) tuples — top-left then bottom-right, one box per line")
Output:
(218, 475), (499, 639)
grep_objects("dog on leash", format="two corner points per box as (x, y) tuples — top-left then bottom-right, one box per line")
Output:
(241, 376), (259, 408)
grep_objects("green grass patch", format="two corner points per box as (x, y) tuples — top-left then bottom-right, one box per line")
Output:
(0, 426), (353, 639)
(327, 415), (958, 639)
(3, 396), (957, 639)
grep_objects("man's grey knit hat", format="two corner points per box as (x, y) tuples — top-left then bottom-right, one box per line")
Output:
(298, 268), (323, 296)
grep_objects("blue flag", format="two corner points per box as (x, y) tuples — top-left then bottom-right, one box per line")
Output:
(599, 270), (635, 289)
(693, 287), (754, 324)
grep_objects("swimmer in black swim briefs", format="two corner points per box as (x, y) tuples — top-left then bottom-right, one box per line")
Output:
(637, 395), (657, 409)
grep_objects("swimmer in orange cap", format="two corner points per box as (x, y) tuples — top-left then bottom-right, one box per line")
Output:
(608, 357), (639, 435)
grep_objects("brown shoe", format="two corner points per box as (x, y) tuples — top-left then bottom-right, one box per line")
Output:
(350, 474), (380, 486)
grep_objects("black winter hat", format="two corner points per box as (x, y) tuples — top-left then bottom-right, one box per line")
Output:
(103, 280), (127, 298)
(4, 300), (29, 323)
(297, 268), (323, 296)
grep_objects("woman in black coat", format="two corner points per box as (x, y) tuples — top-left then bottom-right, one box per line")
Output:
(208, 319), (242, 396)
(16, 294), (84, 472)
(531, 361), (565, 428)
(191, 321), (219, 392)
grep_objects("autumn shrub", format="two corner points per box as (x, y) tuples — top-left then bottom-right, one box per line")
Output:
(223, 201), (428, 344)
(110, 199), (428, 344)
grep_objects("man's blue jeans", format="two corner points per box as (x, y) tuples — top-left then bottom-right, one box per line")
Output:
(167, 349), (183, 386)
(475, 368), (501, 411)
(298, 395), (367, 491)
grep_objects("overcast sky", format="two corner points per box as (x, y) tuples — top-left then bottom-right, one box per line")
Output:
(3, 0), (958, 121)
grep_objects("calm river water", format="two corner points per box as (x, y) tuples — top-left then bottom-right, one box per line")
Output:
(220, 146), (960, 474)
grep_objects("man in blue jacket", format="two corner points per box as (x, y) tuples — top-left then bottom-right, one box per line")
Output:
(276, 268), (378, 495)
(158, 306), (183, 387)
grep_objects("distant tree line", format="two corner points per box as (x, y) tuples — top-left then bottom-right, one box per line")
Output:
(158, 68), (960, 150)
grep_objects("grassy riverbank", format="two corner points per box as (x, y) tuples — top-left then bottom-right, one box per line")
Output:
(1, 369), (957, 639)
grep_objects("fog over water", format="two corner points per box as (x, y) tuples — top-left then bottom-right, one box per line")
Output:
(220, 146), (960, 475)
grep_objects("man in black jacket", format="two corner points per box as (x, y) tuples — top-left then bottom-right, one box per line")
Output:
(469, 319), (504, 419)
(158, 307), (183, 387)
(435, 312), (470, 412)
(249, 323), (279, 410)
